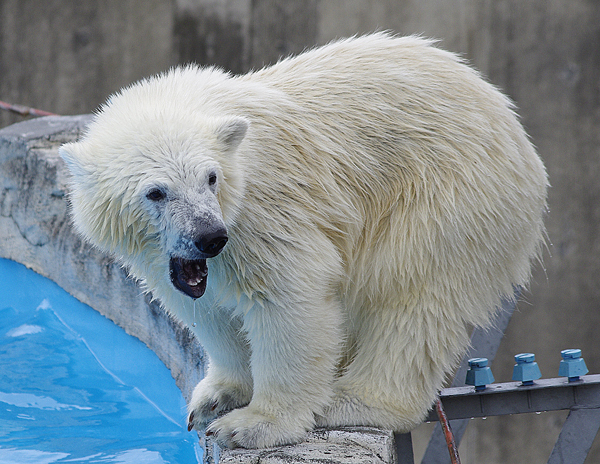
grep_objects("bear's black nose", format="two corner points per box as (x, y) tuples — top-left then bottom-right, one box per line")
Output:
(195, 229), (228, 258)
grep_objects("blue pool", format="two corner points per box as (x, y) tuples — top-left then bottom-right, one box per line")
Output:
(0, 259), (202, 463)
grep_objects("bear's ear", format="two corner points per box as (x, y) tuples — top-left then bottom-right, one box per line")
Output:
(214, 117), (249, 153)
(59, 142), (92, 179)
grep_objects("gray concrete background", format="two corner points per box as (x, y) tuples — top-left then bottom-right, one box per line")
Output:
(1, 1), (599, 463)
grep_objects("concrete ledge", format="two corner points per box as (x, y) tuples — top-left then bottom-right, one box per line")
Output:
(218, 427), (397, 464)
(0, 116), (399, 464)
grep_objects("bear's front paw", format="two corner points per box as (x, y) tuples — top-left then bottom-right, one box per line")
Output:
(206, 405), (309, 449)
(187, 378), (251, 432)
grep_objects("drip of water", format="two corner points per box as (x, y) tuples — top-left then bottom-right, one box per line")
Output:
(192, 300), (197, 327)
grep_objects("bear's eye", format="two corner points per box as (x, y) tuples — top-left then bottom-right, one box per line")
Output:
(208, 172), (217, 186)
(146, 188), (166, 202)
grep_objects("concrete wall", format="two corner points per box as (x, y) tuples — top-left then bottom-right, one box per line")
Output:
(1, 1), (599, 463)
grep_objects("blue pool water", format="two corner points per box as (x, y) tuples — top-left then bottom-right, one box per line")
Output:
(0, 259), (202, 463)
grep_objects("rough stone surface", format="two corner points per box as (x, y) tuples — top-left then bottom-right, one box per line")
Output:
(218, 428), (396, 464)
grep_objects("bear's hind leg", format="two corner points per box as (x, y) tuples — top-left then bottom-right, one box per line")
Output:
(317, 305), (468, 432)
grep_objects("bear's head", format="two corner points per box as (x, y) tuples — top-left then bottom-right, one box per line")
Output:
(59, 74), (248, 299)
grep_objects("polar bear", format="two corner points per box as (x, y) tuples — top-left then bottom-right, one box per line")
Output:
(60, 33), (547, 449)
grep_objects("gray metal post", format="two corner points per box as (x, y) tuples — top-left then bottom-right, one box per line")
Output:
(547, 407), (600, 464)
(395, 432), (416, 464)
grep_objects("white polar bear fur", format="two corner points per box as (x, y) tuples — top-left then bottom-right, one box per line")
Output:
(60, 33), (548, 448)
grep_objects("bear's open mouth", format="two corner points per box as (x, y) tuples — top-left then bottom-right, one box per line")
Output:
(169, 257), (208, 299)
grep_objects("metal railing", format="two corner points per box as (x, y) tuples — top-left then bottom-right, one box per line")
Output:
(396, 297), (600, 464)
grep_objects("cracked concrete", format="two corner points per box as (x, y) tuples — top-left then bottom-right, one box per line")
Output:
(218, 428), (396, 464)
(0, 116), (399, 464)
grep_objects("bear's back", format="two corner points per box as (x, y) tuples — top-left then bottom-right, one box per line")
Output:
(231, 34), (547, 324)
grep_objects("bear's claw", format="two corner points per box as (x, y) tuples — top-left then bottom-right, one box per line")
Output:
(187, 411), (195, 432)
(187, 378), (253, 433)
